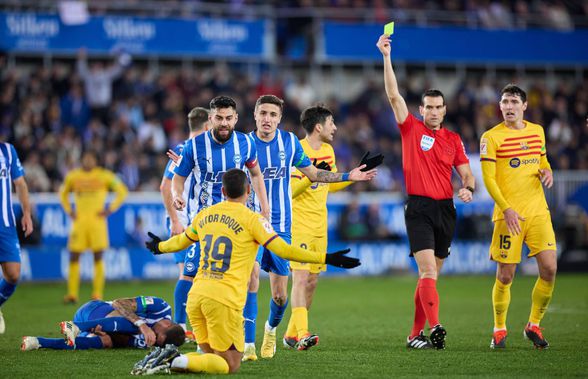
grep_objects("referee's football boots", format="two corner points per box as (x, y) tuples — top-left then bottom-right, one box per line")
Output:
(429, 324), (447, 350)
(406, 330), (433, 349)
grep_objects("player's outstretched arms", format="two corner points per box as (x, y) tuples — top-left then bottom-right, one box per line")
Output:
(145, 232), (163, 255)
(359, 151), (384, 171)
(325, 248), (360, 269)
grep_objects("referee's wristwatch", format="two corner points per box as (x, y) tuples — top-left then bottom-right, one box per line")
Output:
(465, 186), (475, 194)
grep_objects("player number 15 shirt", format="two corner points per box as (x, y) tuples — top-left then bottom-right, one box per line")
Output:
(399, 114), (469, 200)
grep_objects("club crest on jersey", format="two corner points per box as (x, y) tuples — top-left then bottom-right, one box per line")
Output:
(420, 135), (435, 151)
(279, 150), (286, 161)
(233, 154), (242, 164)
(520, 141), (529, 150)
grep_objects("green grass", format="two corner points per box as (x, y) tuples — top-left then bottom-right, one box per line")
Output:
(1, 275), (587, 378)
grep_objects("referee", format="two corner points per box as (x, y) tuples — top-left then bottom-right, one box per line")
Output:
(377, 34), (475, 350)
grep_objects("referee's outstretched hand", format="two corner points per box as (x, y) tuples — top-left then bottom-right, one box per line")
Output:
(359, 151), (384, 171)
(325, 248), (361, 269)
(145, 232), (163, 255)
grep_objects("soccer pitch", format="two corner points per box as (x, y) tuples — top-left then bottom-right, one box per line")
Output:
(2, 275), (587, 378)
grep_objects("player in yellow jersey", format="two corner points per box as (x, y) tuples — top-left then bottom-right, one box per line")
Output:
(480, 84), (556, 350)
(134, 169), (359, 375)
(284, 105), (383, 350)
(60, 150), (128, 304)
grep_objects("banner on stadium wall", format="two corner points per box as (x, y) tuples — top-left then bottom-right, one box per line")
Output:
(15, 240), (500, 282)
(32, 195), (494, 247)
(321, 22), (588, 65)
(0, 12), (269, 58)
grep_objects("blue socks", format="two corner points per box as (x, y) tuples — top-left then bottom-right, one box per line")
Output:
(38, 336), (103, 350)
(75, 317), (137, 334)
(268, 298), (288, 328)
(174, 279), (192, 325)
(243, 292), (258, 343)
(0, 279), (17, 307)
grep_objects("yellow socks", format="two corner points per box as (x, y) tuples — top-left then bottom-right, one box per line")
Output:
(67, 261), (80, 299)
(285, 314), (297, 338)
(185, 352), (229, 374)
(492, 279), (512, 330)
(92, 259), (105, 300)
(529, 277), (555, 325)
(292, 307), (309, 339)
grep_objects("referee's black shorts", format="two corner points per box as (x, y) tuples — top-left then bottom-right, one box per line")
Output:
(404, 195), (456, 259)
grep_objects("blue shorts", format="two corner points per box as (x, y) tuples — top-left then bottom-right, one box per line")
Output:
(0, 226), (21, 263)
(183, 242), (201, 277)
(166, 218), (192, 264)
(256, 232), (290, 276)
(73, 300), (114, 323)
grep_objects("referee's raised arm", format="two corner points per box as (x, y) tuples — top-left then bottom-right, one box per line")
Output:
(377, 34), (409, 124)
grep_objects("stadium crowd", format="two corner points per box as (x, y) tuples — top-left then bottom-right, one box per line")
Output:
(0, 55), (586, 194)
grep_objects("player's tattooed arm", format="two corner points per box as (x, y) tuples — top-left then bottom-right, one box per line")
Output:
(111, 298), (140, 324)
(316, 170), (345, 183)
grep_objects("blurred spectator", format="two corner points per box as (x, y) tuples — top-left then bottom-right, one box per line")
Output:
(23, 152), (51, 193)
(338, 198), (368, 240)
(60, 82), (90, 135)
(76, 48), (128, 124)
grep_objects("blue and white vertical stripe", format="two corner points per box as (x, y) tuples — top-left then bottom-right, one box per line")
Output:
(174, 130), (257, 214)
(249, 129), (311, 234)
(0, 143), (24, 228)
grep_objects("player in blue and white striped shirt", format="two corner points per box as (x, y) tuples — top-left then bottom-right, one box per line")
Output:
(243, 95), (378, 360)
(160, 107), (210, 334)
(170, 96), (270, 283)
(0, 142), (33, 334)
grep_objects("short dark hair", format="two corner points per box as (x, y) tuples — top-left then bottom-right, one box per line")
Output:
(255, 95), (284, 113)
(163, 324), (186, 347)
(501, 83), (527, 103)
(300, 105), (333, 134)
(187, 107), (209, 132)
(222, 168), (248, 199)
(421, 89), (445, 106)
(209, 96), (237, 111)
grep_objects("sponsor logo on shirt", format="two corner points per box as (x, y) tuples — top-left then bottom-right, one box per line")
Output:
(420, 135), (435, 151)
(509, 158), (521, 168)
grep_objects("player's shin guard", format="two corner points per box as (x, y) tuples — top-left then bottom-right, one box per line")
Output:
(492, 279), (512, 330)
(174, 279), (192, 325)
(75, 316), (137, 334)
(182, 352), (230, 374)
(37, 336), (103, 350)
(529, 277), (554, 325)
(92, 259), (105, 300)
(418, 278), (440, 327)
(292, 307), (309, 339)
(67, 261), (80, 299)
(268, 298), (288, 328)
(243, 292), (258, 343)
(410, 283), (426, 339)
(0, 279), (17, 307)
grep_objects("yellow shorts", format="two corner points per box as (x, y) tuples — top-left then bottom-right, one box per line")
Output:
(290, 233), (327, 274)
(490, 214), (557, 264)
(187, 294), (244, 353)
(68, 217), (109, 253)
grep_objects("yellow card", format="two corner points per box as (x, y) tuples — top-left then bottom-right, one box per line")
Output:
(384, 22), (395, 36)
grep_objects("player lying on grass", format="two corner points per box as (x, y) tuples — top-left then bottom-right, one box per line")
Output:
(132, 168), (360, 375)
(21, 296), (185, 351)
